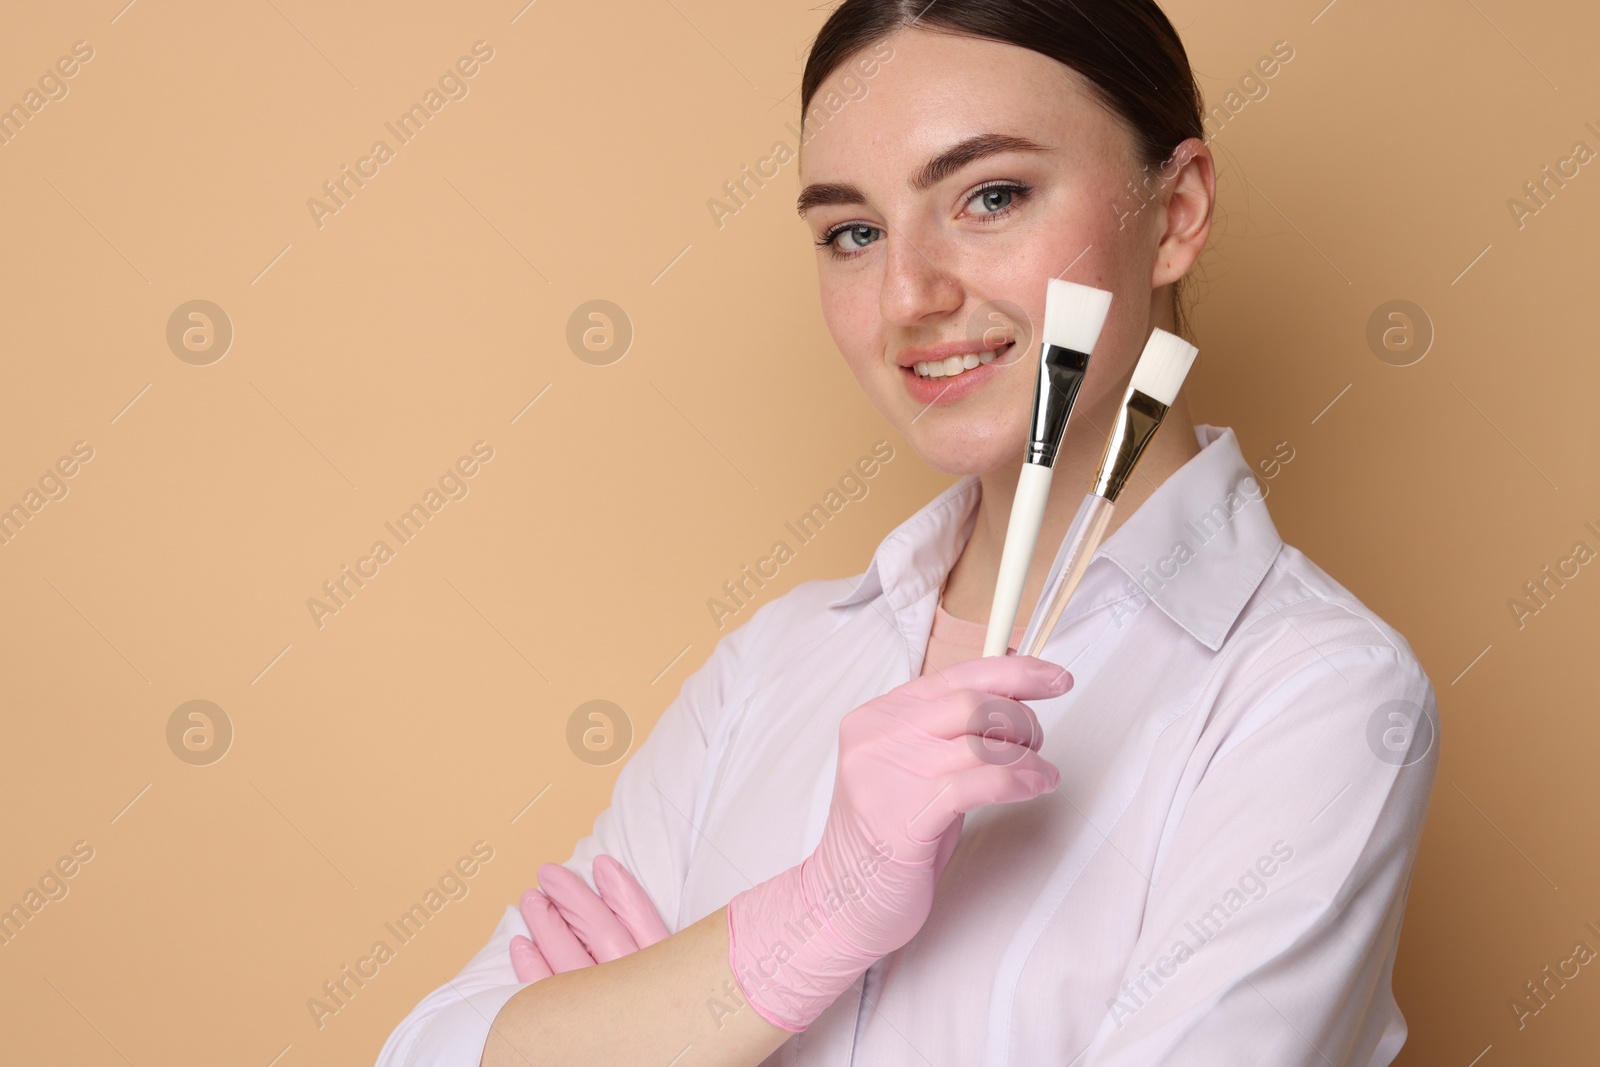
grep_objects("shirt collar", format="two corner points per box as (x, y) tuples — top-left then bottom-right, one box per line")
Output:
(826, 424), (1283, 652)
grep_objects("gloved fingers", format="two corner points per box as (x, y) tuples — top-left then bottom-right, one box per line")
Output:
(593, 854), (671, 949)
(509, 933), (553, 983)
(884, 689), (1046, 753)
(519, 886), (598, 972)
(900, 654), (1071, 702)
(965, 695), (1046, 754)
(905, 725), (1045, 780)
(905, 755), (1061, 841)
(948, 752), (1061, 812)
(537, 863), (641, 963)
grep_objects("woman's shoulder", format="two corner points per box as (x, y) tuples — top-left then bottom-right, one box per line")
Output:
(704, 573), (871, 664)
(1214, 538), (1438, 740)
(1243, 541), (1424, 664)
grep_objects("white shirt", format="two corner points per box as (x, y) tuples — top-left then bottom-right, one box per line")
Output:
(376, 423), (1440, 1067)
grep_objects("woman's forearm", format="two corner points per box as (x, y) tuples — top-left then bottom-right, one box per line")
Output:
(479, 904), (794, 1067)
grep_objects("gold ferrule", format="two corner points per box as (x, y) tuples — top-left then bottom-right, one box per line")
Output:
(1091, 390), (1169, 500)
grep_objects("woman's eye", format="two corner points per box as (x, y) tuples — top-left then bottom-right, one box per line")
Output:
(838, 224), (881, 250)
(966, 182), (1030, 217)
(818, 223), (883, 256)
(973, 187), (1015, 213)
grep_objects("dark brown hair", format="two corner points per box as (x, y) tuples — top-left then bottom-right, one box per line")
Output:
(800, 0), (1206, 335)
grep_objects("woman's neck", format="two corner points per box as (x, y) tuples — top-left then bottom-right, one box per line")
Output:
(938, 393), (1202, 627)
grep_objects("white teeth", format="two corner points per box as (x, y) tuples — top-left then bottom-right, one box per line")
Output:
(913, 344), (1009, 379)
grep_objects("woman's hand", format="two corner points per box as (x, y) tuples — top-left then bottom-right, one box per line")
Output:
(725, 654), (1070, 1030)
(509, 853), (670, 982)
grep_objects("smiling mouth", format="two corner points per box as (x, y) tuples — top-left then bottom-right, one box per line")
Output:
(912, 341), (1015, 380)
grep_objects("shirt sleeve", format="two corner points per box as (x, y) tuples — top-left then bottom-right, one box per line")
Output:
(1077, 640), (1441, 1067)
(372, 605), (769, 1067)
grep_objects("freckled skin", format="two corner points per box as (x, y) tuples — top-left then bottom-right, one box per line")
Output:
(797, 25), (1218, 625)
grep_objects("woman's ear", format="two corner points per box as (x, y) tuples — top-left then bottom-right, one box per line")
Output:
(1151, 138), (1215, 289)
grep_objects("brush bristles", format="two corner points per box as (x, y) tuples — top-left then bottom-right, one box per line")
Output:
(1040, 279), (1113, 355)
(1129, 328), (1199, 406)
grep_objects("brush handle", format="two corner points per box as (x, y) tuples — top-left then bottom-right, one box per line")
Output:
(1017, 491), (1098, 656)
(1019, 493), (1115, 660)
(983, 462), (1054, 656)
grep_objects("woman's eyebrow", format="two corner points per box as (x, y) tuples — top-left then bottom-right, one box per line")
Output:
(795, 133), (1053, 218)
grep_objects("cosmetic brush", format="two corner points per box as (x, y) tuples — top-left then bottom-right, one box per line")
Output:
(1016, 327), (1199, 659)
(981, 280), (1114, 657)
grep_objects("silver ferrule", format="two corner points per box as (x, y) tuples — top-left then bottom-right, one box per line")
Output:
(1025, 342), (1091, 468)
(1092, 389), (1169, 500)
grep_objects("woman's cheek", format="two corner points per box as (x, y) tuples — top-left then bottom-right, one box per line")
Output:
(822, 291), (880, 380)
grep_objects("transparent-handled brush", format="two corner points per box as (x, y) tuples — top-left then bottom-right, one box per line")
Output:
(1017, 492), (1112, 659)
(1016, 328), (1200, 660)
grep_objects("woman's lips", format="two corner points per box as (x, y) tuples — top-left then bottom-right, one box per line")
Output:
(901, 342), (1016, 407)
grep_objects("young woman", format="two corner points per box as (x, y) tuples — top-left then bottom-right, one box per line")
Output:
(379, 2), (1439, 1064)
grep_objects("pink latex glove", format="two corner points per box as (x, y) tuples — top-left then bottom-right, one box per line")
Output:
(727, 654), (1069, 1031)
(509, 853), (670, 982)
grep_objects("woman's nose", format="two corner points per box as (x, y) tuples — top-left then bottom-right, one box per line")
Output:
(879, 231), (963, 327)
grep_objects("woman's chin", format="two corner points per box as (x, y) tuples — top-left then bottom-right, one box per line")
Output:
(904, 432), (1021, 478)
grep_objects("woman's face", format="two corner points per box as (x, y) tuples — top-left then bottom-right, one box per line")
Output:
(797, 27), (1207, 476)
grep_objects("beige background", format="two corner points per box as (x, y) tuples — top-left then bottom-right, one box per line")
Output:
(1, 0), (1595, 1063)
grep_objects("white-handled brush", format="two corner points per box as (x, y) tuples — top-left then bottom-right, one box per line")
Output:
(1016, 327), (1200, 659)
(982, 279), (1114, 657)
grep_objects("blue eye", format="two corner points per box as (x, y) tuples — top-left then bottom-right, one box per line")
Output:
(972, 186), (1016, 213)
(966, 182), (1031, 217)
(817, 223), (883, 257)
